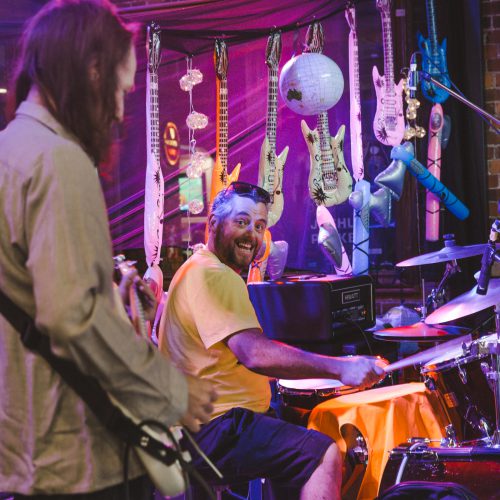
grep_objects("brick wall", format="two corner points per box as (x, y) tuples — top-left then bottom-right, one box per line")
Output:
(482, 0), (500, 219)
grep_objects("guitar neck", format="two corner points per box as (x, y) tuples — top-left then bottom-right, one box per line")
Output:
(346, 4), (364, 181)
(426, 0), (439, 51)
(265, 67), (278, 183)
(317, 113), (335, 175)
(149, 72), (160, 165)
(216, 78), (228, 181)
(379, 7), (395, 92)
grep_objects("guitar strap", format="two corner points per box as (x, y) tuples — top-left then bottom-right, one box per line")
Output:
(0, 287), (181, 468)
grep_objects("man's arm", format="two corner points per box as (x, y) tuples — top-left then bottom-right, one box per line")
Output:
(226, 329), (385, 389)
(25, 141), (216, 428)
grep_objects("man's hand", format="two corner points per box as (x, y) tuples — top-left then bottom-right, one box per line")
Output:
(118, 268), (158, 322)
(338, 356), (387, 389)
(180, 375), (218, 432)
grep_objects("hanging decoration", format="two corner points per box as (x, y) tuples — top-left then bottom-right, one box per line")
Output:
(179, 56), (207, 221)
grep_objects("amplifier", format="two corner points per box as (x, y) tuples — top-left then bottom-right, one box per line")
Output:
(247, 274), (375, 343)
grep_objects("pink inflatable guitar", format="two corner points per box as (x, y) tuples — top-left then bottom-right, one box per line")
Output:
(425, 103), (444, 241)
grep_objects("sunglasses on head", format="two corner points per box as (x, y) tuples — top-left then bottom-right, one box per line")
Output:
(225, 181), (272, 204)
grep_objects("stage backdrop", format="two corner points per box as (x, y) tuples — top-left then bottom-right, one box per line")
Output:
(104, 0), (487, 277)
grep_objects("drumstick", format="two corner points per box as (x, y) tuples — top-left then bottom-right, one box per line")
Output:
(383, 334), (472, 373)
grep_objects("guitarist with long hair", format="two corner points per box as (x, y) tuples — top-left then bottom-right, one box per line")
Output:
(0, 1), (217, 498)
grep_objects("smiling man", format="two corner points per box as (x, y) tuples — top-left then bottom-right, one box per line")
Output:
(159, 181), (386, 499)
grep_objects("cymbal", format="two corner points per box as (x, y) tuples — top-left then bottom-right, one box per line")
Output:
(425, 279), (500, 324)
(374, 322), (468, 342)
(396, 243), (491, 267)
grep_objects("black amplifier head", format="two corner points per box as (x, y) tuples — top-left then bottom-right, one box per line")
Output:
(248, 274), (375, 343)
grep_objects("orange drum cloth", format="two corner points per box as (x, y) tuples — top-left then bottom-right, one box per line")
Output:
(307, 383), (447, 499)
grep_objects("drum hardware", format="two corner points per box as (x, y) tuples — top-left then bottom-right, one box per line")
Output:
(421, 333), (500, 445)
(440, 425), (458, 448)
(380, 443), (500, 498)
(340, 424), (368, 500)
(458, 364), (467, 384)
(393, 440), (436, 485)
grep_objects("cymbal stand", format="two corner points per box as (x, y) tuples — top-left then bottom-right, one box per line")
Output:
(425, 260), (460, 316)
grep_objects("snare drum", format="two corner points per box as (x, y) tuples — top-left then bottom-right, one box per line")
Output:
(380, 443), (500, 499)
(421, 333), (497, 443)
(276, 378), (359, 426)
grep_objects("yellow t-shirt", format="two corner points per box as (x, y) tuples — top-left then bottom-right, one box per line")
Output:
(159, 247), (271, 419)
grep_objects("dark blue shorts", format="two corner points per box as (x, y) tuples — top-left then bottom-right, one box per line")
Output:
(183, 407), (333, 488)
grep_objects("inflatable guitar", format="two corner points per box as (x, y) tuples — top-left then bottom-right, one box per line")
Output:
(425, 103), (444, 241)
(208, 39), (241, 205)
(144, 22), (164, 269)
(346, 2), (370, 275)
(301, 23), (352, 207)
(302, 118), (353, 207)
(418, 0), (450, 103)
(258, 31), (289, 228)
(372, 0), (405, 146)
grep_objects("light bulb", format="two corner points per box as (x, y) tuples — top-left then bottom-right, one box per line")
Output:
(186, 163), (202, 179)
(188, 199), (204, 214)
(186, 111), (208, 130)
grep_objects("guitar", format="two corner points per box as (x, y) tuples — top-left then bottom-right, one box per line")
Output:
(144, 22), (164, 268)
(258, 32), (289, 228)
(208, 39), (241, 205)
(113, 255), (188, 496)
(301, 118), (352, 206)
(346, 1), (370, 276)
(114, 255), (150, 340)
(372, 0), (405, 146)
(345, 2), (364, 183)
(418, 0), (450, 103)
(301, 23), (352, 207)
(425, 103), (444, 241)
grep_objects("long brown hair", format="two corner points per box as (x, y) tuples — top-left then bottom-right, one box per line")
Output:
(12, 0), (136, 164)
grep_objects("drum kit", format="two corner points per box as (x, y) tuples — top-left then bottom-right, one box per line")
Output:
(277, 236), (500, 498)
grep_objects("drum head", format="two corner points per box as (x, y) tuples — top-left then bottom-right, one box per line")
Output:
(422, 333), (496, 372)
(278, 378), (346, 390)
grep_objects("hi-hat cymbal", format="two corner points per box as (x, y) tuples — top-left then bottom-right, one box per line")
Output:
(396, 243), (492, 267)
(374, 322), (468, 342)
(425, 279), (500, 324)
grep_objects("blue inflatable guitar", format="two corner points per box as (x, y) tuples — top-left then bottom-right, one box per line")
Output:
(418, 0), (450, 103)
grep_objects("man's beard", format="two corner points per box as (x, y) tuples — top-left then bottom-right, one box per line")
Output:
(214, 225), (259, 272)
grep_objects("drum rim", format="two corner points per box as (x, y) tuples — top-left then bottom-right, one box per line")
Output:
(421, 333), (497, 372)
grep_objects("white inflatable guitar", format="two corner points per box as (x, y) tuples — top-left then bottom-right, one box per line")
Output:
(372, 0), (405, 146)
(302, 118), (353, 206)
(258, 31), (289, 228)
(301, 23), (352, 207)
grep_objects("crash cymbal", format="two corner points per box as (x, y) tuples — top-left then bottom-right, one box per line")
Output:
(396, 243), (490, 267)
(425, 279), (500, 324)
(374, 322), (468, 342)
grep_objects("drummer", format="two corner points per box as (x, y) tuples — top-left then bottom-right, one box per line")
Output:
(157, 182), (387, 498)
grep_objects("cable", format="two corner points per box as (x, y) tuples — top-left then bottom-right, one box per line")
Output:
(340, 315), (374, 355)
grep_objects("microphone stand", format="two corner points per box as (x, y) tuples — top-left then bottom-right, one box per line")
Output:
(420, 71), (500, 130)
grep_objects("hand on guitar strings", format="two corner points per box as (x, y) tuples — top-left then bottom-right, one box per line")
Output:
(118, 267), (158, 322)
(180, 375), (218, 433)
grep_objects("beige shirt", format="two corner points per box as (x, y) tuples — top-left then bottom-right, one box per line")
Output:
(159, 247), (271, 419)
(0, 101), (188, 494)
